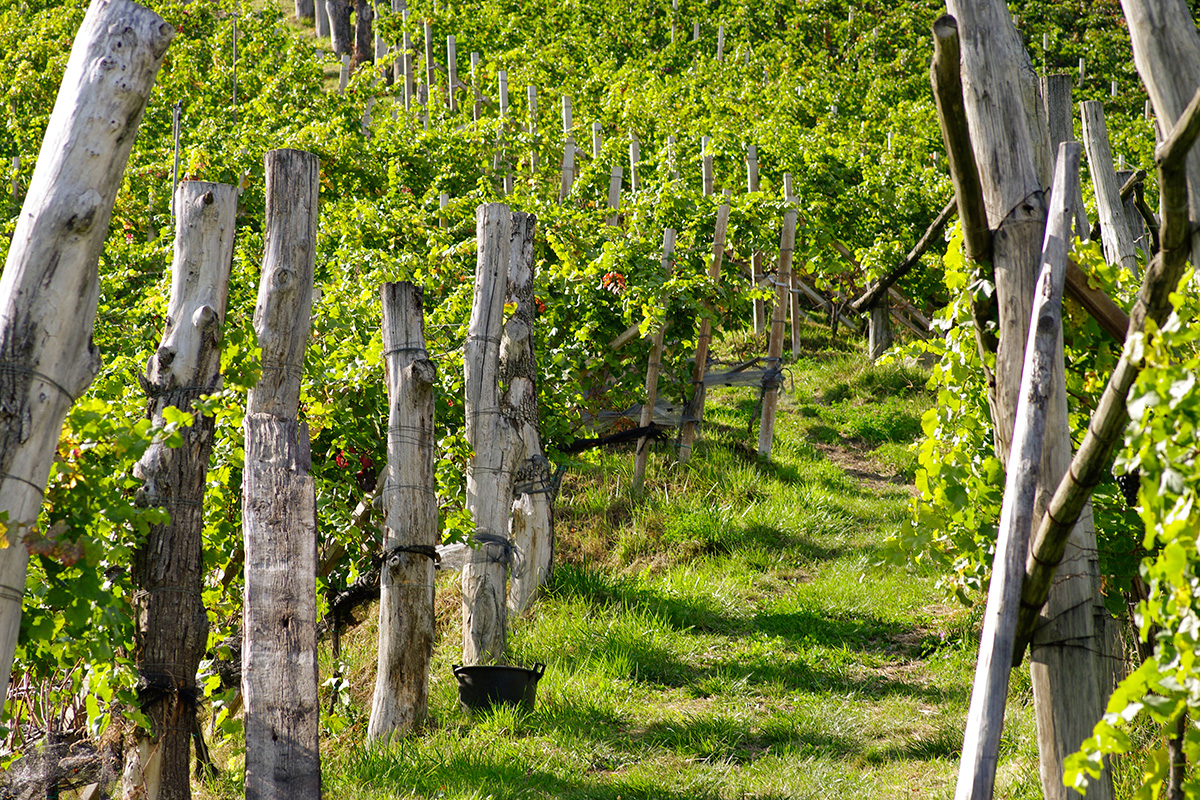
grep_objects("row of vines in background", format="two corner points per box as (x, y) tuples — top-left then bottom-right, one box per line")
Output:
(0, 0), (1172, 769)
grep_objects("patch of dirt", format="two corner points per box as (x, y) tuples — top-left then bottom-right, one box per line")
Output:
(812, 441), (916, 495)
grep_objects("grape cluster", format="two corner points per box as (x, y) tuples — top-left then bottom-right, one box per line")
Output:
(1116, 469), (1140, 508)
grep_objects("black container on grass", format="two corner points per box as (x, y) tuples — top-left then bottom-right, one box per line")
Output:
(453, 663), (546, 712)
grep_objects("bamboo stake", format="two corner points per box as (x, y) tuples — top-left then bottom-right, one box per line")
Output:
(955, 142), (1079, 800)
(757, 174), (796, 458)
(632, 228), (676, 492)
(679, 190), (732, 464)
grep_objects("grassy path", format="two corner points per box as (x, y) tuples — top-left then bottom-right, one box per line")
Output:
(206, 333), (1044, 798)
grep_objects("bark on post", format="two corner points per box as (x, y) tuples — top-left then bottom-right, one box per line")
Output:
(367, 282), (438, 742)
(122, 182), (236, 800)
(1081, 101), (1138, 276)
(679, 189), (731, 464)
(0, 0), (173, 715)
(632, 228), (676, 493)
(938, 4), (1112, 796)
(295, 0), (314, 21)
(242, 149), (320, 800)
(327, 0), (351, 56)
(867, 301), (892, 362)
(955, 143), (1079, 800)
(747, 145), (766, 335)
(757, 174), (796, 459)
(502, 213), (553, 616)
(462, 204), (524, 664)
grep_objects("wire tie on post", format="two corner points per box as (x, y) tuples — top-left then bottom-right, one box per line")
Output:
(0, 364), (77, 403)
(0, 473), (42, 493)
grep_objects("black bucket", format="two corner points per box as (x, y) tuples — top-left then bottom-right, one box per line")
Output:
(452, 663), (546, 712)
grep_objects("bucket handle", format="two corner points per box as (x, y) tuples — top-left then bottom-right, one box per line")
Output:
(532, 662), (545, 678)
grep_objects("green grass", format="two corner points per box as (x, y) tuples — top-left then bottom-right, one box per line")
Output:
(200, 325), (1045, 799)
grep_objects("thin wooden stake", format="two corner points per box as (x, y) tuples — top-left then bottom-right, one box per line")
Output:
(528, 85), (538, 174)
(447, 35), (458, 112)
(747, 144), (765, 334)
(679, 189), (732, 463)
(423, 20), (434, 111)
(403, 10), (413, 110)
(716, 22), (724, 60)
(606, 164), (623, 226)
(629, 134), (640, 193)
(339, 52), (351, 94)
(633, 228), (676, 492)
(757, 174), (795, 459)
(470, 51), (480, 121)
(592, 121), (602, 160)
(701, 135), (714, 196)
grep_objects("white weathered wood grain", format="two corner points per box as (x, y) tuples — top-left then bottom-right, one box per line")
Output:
(1081, 101), (1139, 276)
(122, 181), (235, 800)
(0, 0), (173, 717)
(368, 282), (438, 741)
(242, 149), (321, 800)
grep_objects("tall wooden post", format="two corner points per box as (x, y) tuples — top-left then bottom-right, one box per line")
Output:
(528, 85), (538, 175)
(937, 7), (1113, 797)
(954, 143), (1080, 800)
(470, 51), (481, 121)
(679, 189), (732, 464)
(629, 134), (640, 193)
(327, 0), (351, 56)
(867, 301), (892, 362)
(0, 0), (172, 717)
(632, 229), (676, 492)
(757, 174), (796, 459)
(447, 35), (458, 112)
(1041, 74), (1090, 240)
(559, 137), (576, 203)
(423, 20), (434, 111)
(503, 213), (553, 615)
(701, 135), (714, 196)
(592, 121), (602, 160)
(1081, 101), (1138, 276)
(367, 282), (438, 742)
(242, 150), (321, 800)
(747, 145), (766, 334)
(316, 0), (330, 39)
(462, 204), (524, 664)
(388, 0), (403, 83)
(123, 182), (236, 800)
(402, 10), (413, 110)
(606, 165), (623, 226)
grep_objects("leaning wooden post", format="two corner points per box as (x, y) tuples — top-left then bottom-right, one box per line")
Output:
(1081, 100), (1139, 277)
(242, 149), (320, 800)
(937, 6), (1112, 797)
(679, 189), (732, 464)
(757, 174), (796, 459)
(123, 182), (236, 800)
(632, 229), (677, 493)
(367, 282), (438, 742)
(867, 300), (892, 362)
(462, 204), (523, 664)
(747, 144), (766, 334)
(0, 0), (172, 714)
(955, 142), (1079, 800)
(503, 212), (554, 616)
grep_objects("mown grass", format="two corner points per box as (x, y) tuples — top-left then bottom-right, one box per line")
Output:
(199, 325), (1045, 799)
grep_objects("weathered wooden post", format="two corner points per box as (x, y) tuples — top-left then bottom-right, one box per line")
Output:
(1081, 101), (1138, 276)
(352, 0), (373, 67)
(867, 300), (892, 362)
(701, 136), (714, 196)
(757, 174), (796, 459)
(447, 35), (458, 112)
(295, 0), (314, 22)
(716, 22), (724, 60)
(367, 282), (438, 742)
(1041, 74), (1090, 240)
(462, 204), (523, 664)
(316, 0), (330, 39)
(242, 149), (321, 800)
(629, 134), (640, 193)
(747, 145), (766, 334)
(936, 7), (1112, 797)
(0, 0), (173, 717)
(632, 228), (676, 493)
(789, 241), (803, 356)
(503, 213), (553, 615)
(470, 51), (481, 121)
(327, 0), (351, 55)
(559, 137), (576, 203)
(528, 85), (539, 175)
(1116, 168), (1149, 264)
(679, 189), (732, 464)
(402, 9), (413, 110)
(606, 164), (623, 226)
(498, 70), (512, 194)
(122, 181), (236, 800)
(955, 142), (1079, 800)
(338, 52), (351, 94)
(423, 20), (434, 111)
(373, 0), (386, 63)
